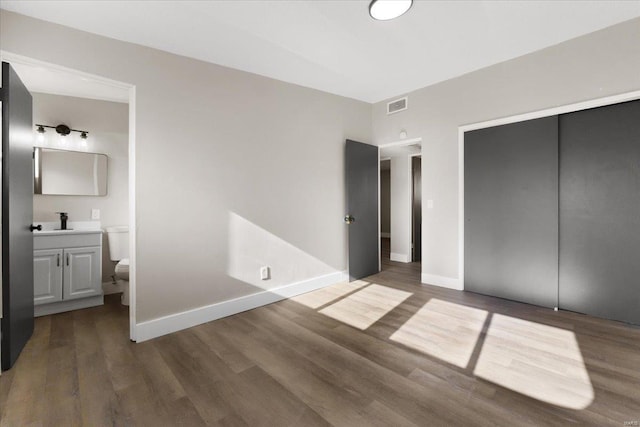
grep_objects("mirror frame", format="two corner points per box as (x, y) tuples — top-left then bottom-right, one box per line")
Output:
(34, 147), (109, 196)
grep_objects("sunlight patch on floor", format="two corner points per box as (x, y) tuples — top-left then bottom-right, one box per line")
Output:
(474, 313), (594, 410)
(290, 280), (369, 309)
(389, 299), (488, 368)
(319, 284), (412, 330)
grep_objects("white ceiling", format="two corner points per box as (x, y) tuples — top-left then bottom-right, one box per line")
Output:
(2, 1), (639, 103)
(3, 58), (130, 103)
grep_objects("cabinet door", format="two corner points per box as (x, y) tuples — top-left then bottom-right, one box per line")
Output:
(63, 246), (102, 300)
(33, 249), (63, 305)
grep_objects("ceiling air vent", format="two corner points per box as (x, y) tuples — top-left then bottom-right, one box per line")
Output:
(387, 96), (408, 115)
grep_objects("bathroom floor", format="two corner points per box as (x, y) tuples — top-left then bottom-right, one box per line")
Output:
(1, 270), (639, 425)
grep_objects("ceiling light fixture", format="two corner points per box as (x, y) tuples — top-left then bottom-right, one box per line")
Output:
(369, 0), (413, 21)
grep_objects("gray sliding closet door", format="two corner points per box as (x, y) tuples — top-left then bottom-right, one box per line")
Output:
(465, 116), (558, 308)
(559, 100), (640, 325)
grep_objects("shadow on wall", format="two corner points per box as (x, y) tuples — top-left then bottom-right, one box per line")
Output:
(227, 212), (341, 293)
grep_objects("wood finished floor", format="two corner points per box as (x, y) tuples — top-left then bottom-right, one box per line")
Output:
(1, 249), (639, 426)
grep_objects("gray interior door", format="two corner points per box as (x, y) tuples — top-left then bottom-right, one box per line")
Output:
(1, 61), (35, 371)
(412, 156), (421, 262)
(465, 116), (559, 308)
(346, 139), (379, 281)
(559, 100), (640, 325)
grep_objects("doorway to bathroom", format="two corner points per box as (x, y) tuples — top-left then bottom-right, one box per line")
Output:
(379, 139), (422, 280)
(0, 52), (138, 348)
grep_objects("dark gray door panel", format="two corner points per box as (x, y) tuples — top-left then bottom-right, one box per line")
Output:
(412, 156), (421, 262)
(465, 116), (559, 308)
(559, 100), (640, 325)
(346, 140), (379, 281)
(1, 61), (35, 370)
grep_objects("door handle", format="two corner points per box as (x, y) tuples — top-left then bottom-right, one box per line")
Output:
(344, 215), (355, 224)
(66, 253), (70, 266)
(29, 224), (42, 232)
(57, 253), (60, 267)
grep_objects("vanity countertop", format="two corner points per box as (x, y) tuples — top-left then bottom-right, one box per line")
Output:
(33, 220), (103, 237)
(34, 229), (103, 236)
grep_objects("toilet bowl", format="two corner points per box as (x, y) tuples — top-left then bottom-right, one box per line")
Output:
(114, 258), (130, 304)
(115, 258), (129, 281)
(106, 226), (130, 306)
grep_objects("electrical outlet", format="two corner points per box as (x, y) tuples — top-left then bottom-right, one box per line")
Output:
(260, 266), (270, 281)
(91, 208), (100, 220)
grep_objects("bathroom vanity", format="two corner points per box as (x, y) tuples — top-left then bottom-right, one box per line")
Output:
(33, 224), (103, 317)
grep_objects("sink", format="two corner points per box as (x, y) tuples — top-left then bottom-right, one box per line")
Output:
(32, 220), (102, 236)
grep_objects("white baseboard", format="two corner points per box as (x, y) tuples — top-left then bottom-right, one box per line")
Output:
(380, 232), (391, 238)
(421, 273), (463, 290)
(390, 252), (410, 263)
(135, 270), (348, 343)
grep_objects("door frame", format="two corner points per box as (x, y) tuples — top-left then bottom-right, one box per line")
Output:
(377, 137), (422, 272)
(0, 51), (139, 341)
(458, 89), (640, 292)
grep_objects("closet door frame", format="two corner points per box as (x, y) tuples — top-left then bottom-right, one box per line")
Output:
(458, 90), (640, 294)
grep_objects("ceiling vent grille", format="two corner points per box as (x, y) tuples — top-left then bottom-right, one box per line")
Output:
(387, 97), (408, 115)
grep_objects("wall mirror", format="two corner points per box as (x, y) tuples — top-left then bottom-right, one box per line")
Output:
(34, 148), (108, 196)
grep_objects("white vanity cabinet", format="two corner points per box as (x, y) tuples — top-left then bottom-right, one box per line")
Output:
(34, 249), (63, 305)
(33, 230), (103, 316)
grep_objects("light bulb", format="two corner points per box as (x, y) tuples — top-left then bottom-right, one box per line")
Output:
(80, 132), (88, 148)
(35, 125), (46, 145)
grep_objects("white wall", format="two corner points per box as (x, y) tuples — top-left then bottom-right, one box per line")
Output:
(32, 92), (129, 282)
(390, 155), (411, 262)
(0, 11), (371, 324)
(372, 18), (640, 286)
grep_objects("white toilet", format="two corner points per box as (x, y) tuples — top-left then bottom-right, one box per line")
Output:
(106, 226), (130, 306)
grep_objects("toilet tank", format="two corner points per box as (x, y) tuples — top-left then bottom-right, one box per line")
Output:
(106, 226), (129, 261)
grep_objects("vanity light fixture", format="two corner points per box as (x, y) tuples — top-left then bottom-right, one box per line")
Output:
(35, 123), (90, 145)
(369, 0), (413, 21)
